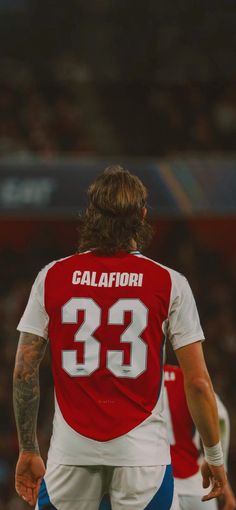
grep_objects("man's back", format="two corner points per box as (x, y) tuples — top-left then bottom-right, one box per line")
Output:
(45, 250), (170, 441)
(17, 249), (203, 466)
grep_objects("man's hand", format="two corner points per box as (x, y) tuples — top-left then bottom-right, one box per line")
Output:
(15, 451), (46, 507)
(201, 460), (227, 501)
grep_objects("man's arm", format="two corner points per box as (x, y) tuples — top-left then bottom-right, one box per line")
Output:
(175, 341), (219, 447)
(13, 332), (47, 506)
(175, 341), (227, 500)
(13, 331), (47, 452)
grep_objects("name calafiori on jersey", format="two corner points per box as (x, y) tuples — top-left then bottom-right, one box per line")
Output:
(72, 270), (143, 287)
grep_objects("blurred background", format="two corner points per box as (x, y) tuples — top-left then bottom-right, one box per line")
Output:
(0, 1), (236, 507)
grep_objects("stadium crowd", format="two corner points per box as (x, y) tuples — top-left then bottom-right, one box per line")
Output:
(1, 59), (236, 158)
(0, 220), (235, 508)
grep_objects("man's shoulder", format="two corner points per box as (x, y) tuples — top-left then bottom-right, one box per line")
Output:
(133, 254), (186, 283)
(36, 254), (78, 280)
(46, 252), (86, 270)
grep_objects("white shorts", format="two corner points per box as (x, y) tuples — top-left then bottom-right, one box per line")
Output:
(36, 463), (173, 510)
(170, 484), (180, 510)
(172, 471), (218, 510)
(178, 495), (218, 510)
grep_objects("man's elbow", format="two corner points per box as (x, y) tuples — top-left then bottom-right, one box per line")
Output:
(185, 375), (212, 397)
(13, 364), (31, 381)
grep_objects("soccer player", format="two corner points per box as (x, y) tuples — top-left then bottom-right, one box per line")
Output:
(164, 364), (236, 510)
(13, 166), (227, 510)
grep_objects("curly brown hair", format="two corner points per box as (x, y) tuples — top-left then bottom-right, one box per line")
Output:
(78, 165), (153, 255)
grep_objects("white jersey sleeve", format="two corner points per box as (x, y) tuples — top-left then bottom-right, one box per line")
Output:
(168, 271), (205, 350)
(17, 264), (53, 339)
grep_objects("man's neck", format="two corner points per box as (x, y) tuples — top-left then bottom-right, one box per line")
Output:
(129, 240), (138, 251)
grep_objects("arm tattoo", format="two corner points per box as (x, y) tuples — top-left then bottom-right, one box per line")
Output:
(13, 332), (48, 453)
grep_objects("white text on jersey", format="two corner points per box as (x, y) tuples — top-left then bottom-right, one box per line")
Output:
(72, 271), (143, 287)
(164, 371), (176, 381)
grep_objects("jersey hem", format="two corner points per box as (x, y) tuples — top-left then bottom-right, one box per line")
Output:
(47, 455), (171, 467)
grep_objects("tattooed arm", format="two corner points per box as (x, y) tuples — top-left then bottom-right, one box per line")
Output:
(13, 332), (47, 506)
(13, 331), (47, 452)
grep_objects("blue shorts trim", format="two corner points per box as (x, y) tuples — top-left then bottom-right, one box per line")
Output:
(99, 465), (173, 510)
(144, 464), (173, 510)
(38, 479), (57, 510)
(99, 494), (112, 510)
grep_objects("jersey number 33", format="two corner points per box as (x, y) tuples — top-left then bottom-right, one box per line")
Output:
(62, 297), (148, 379)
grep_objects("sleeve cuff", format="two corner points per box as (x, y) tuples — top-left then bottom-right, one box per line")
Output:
(172, 335), (205, 351)
(17, 324), (48, 340)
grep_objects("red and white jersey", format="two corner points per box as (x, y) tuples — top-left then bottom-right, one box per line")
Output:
(164, 364), (200, 479)
(164, 365), (230, 497)
(17, 251), (204, 466)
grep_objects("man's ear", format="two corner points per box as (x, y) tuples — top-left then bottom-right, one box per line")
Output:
(142, 207), (147, 218)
